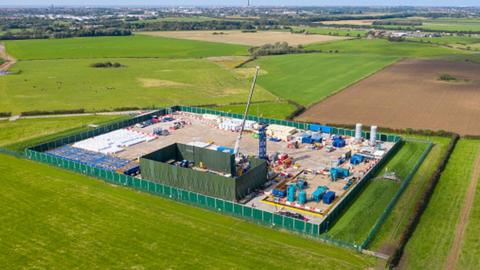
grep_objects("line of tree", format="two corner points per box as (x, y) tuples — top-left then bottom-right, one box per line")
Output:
(90, 62), (123, 68)
(387, 133), (460, 268)
(372, 20), (423, 26)
(128, 20), (280, 31)
(0, 28), (131, 40)
(248, 42), (325, 57)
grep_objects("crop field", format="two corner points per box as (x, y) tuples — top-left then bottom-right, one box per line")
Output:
(212, 101), (297, 119)
(0, 153), (377, 269)
(334, 17), (480, 32)
(3, 35), (249, 60)
(0, 115), (125, 151)
(305, 38), (474, 58)
(292, 27), (368, 37)
(299, 59), (480, 135)
(325, 140), (430, 245)
(369, 135), (451, 253)
(0, 58), (276, 114)
(417, 18), (480, 32)
(139, 30), (347, 46)
(403, 139), (480, 270)
(408, 35), (480, 46)
(321, 20), (375, 26)
(245, 53), (398, 106)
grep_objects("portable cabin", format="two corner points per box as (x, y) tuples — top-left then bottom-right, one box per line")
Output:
(311, 186), (328, 202)
(323, 191), (336, 204)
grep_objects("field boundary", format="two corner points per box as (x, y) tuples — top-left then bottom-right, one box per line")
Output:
(444, 146), (480, 269)
(361, 139), (434, 249)
(388, 134), (460, 268)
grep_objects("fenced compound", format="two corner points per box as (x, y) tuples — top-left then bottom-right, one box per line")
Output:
(21, 105), (411, 252)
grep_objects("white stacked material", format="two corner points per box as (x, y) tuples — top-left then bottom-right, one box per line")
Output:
(266, 124), (297, 141)
(374, 150), (385, 158)
(202, 114), (221, 122)
(188, 141), (212, 148)
(218, 119), (256, 132)
(73, 129), (153, 154)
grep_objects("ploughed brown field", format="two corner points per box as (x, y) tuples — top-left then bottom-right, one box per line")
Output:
(138, 30), (346, 46)
(298, 59), (480, 135)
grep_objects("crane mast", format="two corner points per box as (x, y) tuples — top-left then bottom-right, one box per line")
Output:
(233, 66), (260, 157)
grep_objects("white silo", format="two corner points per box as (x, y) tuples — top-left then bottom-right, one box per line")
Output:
(355, 123), (362, 142)
(370, 126), (378, 146)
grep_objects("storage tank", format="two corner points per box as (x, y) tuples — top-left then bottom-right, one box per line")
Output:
(298, 190), (307, 205)
(287, 185), (296, 202)
(370, 126), (378, 146)
(355, 123), (362, 142)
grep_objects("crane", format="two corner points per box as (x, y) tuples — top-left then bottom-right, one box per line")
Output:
(233, 66), (260, 157)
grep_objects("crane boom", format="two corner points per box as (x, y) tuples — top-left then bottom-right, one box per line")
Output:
(233, 66), (260, 156)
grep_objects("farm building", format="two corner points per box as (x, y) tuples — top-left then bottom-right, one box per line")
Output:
(140, 143), (268, 201)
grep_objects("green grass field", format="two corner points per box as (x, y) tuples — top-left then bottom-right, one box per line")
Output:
(403, 139), (480, 269)
(420, 18), (480, 32)
(369, 136), (451, 252)
(0, 58), (276, 114)
(458, 160), (480, 269)
(291, 27), (368, 37)
(0, 153), (376, 269)
(408, 35), (480, 46)
(247, 53), (397, 106)
(213, 101), (297, 120)
(0, 115), (126, 151)
(4, 35), (249, 60)
(370, 17), (480, 32)
(306, 38), (473, 58)
(325, 140), (430, 245)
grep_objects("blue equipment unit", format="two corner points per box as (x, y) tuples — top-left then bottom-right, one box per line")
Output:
(269, 137), (282, 142)
(330, 167), (350, 181)
(311, 186), (328, 202)
(272, 189), (286, 198)
(332, 136), (346, 148)
(311, 133), (322, 143)
(258, 124), (268, 160)
(309, 124), (322, 132)
(343, 180), (353, 190)
(298, 190), (307, 205)
(323, 191), (336, 204)
(301, 135), (313, 144)
(310, 124), (332, 133)
(350, 154), (365, 165)
(123, 165), (140, 176)
(287, 185), (296, 202)
(296, 179), (308, 189)
(217, 146), (235, 154)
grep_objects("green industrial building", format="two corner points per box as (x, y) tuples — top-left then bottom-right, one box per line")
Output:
(140, 143), (267, 201)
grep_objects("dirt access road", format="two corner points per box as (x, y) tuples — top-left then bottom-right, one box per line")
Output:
(444, 150), (480, 270)
(0, 43), (16, 73)
(298, 59), (480, 135)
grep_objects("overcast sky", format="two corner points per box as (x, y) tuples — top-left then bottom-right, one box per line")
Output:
(4, 0), (480, 7)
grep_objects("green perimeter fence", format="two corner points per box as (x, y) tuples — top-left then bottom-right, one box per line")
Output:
(360, 139), (433, 249)
(19, 105), (404, 252)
